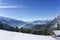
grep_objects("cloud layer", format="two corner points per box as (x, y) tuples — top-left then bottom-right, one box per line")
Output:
(0, 1), (24, 8)
(0, 6), (23, 8)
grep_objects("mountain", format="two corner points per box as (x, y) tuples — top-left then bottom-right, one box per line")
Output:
(24, 15), (60, 29)
(33, 20), (51, 24)
(23, 20), (51, 29)
(29, 15), (60, 29)
(47, 15), (60, 28)
(0, 16), (51, 28)
(0, 16), (27, 27)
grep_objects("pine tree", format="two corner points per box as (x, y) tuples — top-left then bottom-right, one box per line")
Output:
(57, 22), (60, 30)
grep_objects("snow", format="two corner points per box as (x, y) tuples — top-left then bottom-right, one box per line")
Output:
(0, 30), (57, 40)
(54, 30), (60, 35)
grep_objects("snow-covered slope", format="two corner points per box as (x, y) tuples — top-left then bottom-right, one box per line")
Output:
(0, 30), (56, 40)
(49, 15), (60, 28)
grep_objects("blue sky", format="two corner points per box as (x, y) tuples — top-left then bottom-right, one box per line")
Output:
(0, 0), (60, 21)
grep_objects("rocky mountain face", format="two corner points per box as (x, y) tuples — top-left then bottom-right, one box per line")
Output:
(47, 15), (60, 28)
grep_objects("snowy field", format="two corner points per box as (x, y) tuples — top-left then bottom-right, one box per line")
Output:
(55, 37), (60, 40)
(54, 30), (60, 40)
(0, 30), (57, 40)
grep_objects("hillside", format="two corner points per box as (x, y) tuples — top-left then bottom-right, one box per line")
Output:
(0, 16), (27, 27)
(47, 15), (60, 28)
(0, 30), (56, 40)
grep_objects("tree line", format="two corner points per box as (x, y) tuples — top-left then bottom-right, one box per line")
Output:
(0, 21), (59, 35)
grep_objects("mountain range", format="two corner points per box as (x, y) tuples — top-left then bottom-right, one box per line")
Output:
(0, 15), (60, 29)
(24, 15), (60, 29)
(0, 16), (50, 28)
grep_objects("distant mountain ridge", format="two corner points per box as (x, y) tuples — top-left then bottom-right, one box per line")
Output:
(33, 20), (51, 24)
(25, 15), (60, 29)
(0, 16), (51, 28)
(0, 16), (27, 27)
(23, 20), (51, 28)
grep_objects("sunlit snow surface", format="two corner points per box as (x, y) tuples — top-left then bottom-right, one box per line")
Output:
(0, 30), (56, 40)
(54, 30), (60, 35)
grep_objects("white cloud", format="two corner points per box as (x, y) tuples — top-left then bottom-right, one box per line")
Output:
(0, 6), (23, 8)
(0, 1), (26, 8)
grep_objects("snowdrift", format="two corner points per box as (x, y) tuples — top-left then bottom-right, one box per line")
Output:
(0, 30), (56, 40)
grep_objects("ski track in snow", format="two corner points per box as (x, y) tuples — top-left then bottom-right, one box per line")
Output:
(0, 30), (57, 40)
